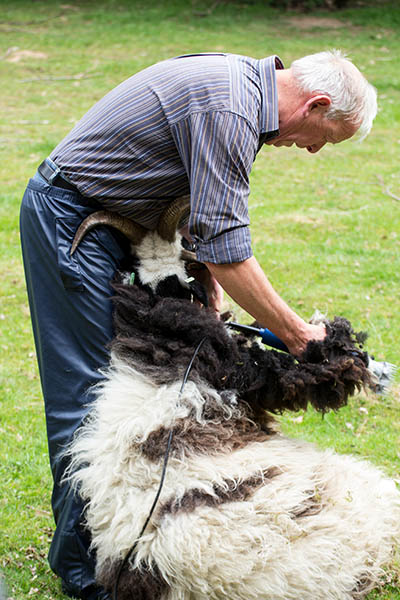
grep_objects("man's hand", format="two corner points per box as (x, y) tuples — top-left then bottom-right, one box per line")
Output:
(287, 322), (326, 357)
(205, 271), (225, 314)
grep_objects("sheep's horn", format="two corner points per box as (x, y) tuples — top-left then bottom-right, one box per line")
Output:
(157, 195), (191, 242)
(70, 210), (147, 255)
(158, 197), (207, 268)
(181, 248), (198, 262)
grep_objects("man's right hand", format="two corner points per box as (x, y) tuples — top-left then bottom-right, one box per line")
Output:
(286, 322), (327, 357)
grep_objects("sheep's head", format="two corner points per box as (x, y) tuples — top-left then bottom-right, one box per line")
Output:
(70, 196), (208, 305)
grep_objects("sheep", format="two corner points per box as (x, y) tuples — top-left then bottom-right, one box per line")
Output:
(65, 198), (400, 600)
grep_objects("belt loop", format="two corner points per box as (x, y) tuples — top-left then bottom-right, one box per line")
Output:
(38, 157), (61, 185)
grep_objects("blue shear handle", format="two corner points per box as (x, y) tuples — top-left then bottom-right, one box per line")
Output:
(259, 328), (289, 353)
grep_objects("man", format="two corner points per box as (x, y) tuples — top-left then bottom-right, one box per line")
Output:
(20, 50), (377, 599)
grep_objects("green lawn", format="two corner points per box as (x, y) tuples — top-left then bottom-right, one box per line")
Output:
(1, 0), (399, 598)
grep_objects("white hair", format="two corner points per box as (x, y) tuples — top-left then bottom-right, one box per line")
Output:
(291, 50), (377, 140)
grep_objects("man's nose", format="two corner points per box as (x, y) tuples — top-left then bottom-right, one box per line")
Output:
(307, 141), (326, 154)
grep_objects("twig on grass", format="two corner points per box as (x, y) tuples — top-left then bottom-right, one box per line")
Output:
(376, 175), (400, 203)
(332, 175), (400, 203)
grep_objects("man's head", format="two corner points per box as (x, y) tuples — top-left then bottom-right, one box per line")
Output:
(267, 50), (377, 153)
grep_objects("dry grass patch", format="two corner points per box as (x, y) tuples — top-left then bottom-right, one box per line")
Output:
(287, 16), (345, 29)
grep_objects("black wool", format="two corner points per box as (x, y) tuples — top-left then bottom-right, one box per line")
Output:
(111, 282), (373, 418)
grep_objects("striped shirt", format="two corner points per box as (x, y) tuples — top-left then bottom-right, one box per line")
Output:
(51, 53), (283, 264)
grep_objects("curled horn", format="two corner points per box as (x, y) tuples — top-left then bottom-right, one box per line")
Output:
(157, 195), (191, 242)
(70, 211), (147, 255)
(70, 196), (203, 267)
(157, 195), (204, 265)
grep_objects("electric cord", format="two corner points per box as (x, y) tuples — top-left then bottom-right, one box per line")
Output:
(112, 336), (207, 600)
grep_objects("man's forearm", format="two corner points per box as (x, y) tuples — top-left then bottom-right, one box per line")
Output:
(205, 256), (325, 355)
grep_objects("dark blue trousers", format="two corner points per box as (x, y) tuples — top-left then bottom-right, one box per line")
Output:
(20, 172), (128, 597)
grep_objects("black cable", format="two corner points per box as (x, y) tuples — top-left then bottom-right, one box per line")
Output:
(112, 336), (207, 600)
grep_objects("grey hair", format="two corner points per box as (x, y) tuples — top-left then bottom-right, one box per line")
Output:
(291, 50), (377, 140)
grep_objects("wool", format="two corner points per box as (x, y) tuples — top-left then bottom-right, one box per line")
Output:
(97, 559), (169, 599)
(111, 282), (373, 415)
(118, 232), (208, 305)
(66, 356), (400, 600)
(139, 416), (275, 463)
(64, 229), (400, 600)
(157, 468), (280, 520)
(134, 232), (187, 291)
(147, 449), (399, 600)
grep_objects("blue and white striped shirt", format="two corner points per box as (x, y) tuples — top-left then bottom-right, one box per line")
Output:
(51, 53), (283, 263)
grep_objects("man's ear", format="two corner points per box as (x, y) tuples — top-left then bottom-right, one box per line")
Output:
(303, 95), (331, 117)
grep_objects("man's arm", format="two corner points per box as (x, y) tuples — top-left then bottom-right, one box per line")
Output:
(205, 256), (325, 356)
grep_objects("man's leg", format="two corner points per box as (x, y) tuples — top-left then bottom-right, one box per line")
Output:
(20, 172), (128, 598)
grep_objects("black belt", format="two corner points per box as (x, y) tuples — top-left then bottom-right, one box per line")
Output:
(38, 158), (80, 193)
(51, 173), (78, 192)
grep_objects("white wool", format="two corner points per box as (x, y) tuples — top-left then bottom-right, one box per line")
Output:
(147, 447), (400, 600)
(135, 232), (188, 291)
(64, 357), (246, 561)
(64, 227), (399, 597)
(66, 356), (400, 599)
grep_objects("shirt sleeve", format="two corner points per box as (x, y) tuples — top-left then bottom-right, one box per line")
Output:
(171, 111), (259, 264)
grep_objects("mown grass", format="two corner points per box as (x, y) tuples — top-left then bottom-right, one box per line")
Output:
(1, 0), (399, 598)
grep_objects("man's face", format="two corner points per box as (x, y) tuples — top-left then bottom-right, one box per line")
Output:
(266, 101), (359, 154)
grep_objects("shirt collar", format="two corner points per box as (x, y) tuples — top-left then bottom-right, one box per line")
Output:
(258, 55), (284, 138)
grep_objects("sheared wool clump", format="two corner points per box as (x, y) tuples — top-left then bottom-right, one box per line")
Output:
(111, 282), (373, 416)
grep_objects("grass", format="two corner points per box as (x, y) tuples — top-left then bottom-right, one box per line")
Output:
(1, 0), (399, 597)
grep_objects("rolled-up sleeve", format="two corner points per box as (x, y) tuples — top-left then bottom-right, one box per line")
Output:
(172, 111), (258, 264)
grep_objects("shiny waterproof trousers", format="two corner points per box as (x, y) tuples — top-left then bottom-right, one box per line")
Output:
(20, 172), (128, 598)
